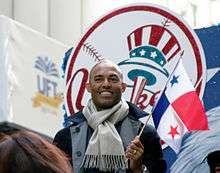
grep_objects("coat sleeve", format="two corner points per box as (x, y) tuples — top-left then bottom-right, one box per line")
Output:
(140, 124), (167, 173)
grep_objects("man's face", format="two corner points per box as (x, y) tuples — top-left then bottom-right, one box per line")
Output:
(86, 62), (126, 111)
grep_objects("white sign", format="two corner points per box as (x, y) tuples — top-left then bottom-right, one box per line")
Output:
(0, 15), (68, 137)
(64, 4), (206, 118)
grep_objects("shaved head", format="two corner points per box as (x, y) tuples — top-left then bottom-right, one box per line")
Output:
(86, 59), (126, 110)
(89, 59), (123, 82)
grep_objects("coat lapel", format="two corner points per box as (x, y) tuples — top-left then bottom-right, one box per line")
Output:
(70, 122), (88, 173)
(120, 116), (142, 149)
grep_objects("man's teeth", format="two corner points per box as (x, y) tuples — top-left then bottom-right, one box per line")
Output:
(100, 91), (112, 95)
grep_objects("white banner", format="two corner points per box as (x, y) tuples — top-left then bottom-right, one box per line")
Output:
(0, 15), (68, 137)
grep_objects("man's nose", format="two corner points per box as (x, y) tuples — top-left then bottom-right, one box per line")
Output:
(102, 78), (111, 87)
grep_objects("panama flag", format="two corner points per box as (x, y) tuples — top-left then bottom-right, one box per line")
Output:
(152, 59), (208, 153)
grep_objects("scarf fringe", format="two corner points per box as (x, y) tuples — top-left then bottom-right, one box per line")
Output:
(82, 154), (128, 171)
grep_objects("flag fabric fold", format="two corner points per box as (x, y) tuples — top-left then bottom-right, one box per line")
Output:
(152, 59), (208, 153)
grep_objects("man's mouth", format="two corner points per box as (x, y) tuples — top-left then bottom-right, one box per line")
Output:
(99, 91), (113, 97)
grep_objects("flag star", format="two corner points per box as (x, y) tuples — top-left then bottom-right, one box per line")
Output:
(168, 125), (180, 139)
(170, 75), (179, 87)
(132, 52), (136, 56)
(140, 49), (146, 56)
(150, 51), (157, 58)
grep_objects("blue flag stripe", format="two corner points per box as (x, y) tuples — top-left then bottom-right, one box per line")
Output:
(152, 91), (170, 128)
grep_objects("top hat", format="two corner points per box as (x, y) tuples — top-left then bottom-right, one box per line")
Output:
(127, 25), (181, 67)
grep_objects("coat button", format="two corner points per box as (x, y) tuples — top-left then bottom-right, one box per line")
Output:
(75, 127), (80, 133)
(76, 151), (82, 157)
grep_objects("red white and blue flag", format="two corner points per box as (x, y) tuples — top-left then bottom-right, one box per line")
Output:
(152, 59), (208, 153)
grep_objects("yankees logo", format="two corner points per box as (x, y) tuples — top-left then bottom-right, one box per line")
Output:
(64, 4), (206, 117)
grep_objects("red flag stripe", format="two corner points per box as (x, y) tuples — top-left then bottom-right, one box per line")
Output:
(171, 91), (208, 130)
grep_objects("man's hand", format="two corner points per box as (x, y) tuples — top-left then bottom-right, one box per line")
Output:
(125, 136), (144, 173)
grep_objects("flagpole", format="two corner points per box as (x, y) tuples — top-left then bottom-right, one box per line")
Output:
(137, 113), (152, 138)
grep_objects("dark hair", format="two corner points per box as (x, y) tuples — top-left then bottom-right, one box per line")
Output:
(0, 131), (73, 173)
(207, 150), (220, 173)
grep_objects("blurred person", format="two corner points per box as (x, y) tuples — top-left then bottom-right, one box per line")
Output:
(54, 60), (166, 173)
(207, 150), (220, 173)
(0, 130), (73, 173)
(0, 132), (6, 140)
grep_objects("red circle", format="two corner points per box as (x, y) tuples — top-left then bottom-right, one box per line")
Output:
(66, 5), (203, 115)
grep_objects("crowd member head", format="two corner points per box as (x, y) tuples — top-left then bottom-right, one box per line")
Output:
(0, 130), (73, 173)
(207, 150), (220, 173)
(86, 59), (126, 111)
(0, 132), (6, 141)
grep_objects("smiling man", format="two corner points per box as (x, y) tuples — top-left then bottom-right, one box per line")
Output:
(53, 60), (166, 173)
(87, 60), (126, 110)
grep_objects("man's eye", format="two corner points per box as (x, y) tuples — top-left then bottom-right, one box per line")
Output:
(94, 78), (102, 82)
(109, 77), (119, 82)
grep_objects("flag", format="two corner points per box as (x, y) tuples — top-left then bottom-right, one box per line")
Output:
(152, 59), (208, 153)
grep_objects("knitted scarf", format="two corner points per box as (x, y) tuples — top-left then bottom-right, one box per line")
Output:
(81, 99), (129, 171)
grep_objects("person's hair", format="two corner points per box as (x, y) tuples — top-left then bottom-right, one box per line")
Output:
(207, 150), (220, 173)
(0, 130), (73, 173)
(89, 59), (124, 82)
(0, 132), (6, 141)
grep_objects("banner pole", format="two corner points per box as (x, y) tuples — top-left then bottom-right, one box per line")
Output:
(137, 113), (152, 138)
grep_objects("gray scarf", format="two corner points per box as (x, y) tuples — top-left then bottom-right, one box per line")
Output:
(81, 99), (129, 171)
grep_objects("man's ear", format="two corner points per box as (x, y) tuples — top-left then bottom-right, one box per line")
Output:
(122, 83), (127, 93)
(86, 83), (91, 93)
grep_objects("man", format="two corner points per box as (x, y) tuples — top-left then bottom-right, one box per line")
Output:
(207, 150), (220, 173)
(53, 60), (166, 173)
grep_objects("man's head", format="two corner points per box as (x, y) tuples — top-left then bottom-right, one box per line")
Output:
(207, 150), (220, 173)
(86, 60), (126, 111)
